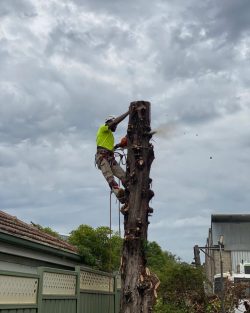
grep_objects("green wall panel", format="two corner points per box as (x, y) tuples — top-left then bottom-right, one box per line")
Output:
(116, 290), (121, 313)
(80, 293), (115, 313)
(41, 299), (77, 313)
(0, 309), (37, 313)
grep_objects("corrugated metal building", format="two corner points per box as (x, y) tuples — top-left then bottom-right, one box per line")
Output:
(205, 214), (250, 287)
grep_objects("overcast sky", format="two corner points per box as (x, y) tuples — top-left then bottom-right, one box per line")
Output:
(0, 0), (250, 263)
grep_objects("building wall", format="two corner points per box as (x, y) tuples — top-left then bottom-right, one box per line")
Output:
(231, 251), (250, 273)
(0, 251), (76, 274)
(212, 222), (250, 251)
(205, 218), (250, 294)
(205, 248), (231, 293)
(205, 229), (213, 284)
(0, 240), (81, 273)
(213, 250), (232, 275)
(0, 260), (37, 274)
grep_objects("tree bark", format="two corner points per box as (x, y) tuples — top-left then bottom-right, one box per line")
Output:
(120, 101), (156, 313)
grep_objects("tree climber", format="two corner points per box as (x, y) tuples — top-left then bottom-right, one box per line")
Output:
(95, 111), (129, 203)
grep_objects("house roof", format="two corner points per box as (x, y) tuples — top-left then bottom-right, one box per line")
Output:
(212, 214), (250, 223)
(0, 210), (77, 254)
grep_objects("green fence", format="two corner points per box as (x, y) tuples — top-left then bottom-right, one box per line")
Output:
(0, 270), (39, 313)
(0, 267), (121, 313)
(38, 267), (79, 313)
(78, 266), (116, 313)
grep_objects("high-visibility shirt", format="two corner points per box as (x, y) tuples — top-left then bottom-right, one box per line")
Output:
(96, 124), (114, 152)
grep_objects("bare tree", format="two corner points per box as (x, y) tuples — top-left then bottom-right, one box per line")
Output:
(120, 101), (158, 313)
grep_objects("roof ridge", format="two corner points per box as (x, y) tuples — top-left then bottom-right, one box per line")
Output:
(0, 211), (59, 239)
(0, 210), (77, 253)
(0, 220), (74, 249)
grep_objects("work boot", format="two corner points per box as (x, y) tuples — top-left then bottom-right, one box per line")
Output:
(108, 179), (126, 203)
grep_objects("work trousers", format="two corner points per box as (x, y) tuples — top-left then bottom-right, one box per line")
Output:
(95, 150), (126, 196)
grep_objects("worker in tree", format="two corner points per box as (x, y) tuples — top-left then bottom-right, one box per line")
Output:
(95, 111), (129, 203)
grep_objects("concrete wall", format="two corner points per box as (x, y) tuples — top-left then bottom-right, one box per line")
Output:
(213, 250), (232, 275)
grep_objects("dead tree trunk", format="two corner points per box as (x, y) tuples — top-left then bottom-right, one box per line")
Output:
(120, 101), (156, 313)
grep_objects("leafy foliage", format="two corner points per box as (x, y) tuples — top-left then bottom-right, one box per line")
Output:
(43, 223), (248, 312)
(31, 222), (60, 238)
(154, 299), (187, 313)
(153, 257), (249, 313)
(68, 224), (122, 272)
(146, 241), (176, 275)
(205, 280), (249, 313)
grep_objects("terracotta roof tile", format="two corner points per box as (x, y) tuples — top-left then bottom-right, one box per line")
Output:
(0, 211), (77, 254)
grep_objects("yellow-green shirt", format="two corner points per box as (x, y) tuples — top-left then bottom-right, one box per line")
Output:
(96, 124), (114, 151)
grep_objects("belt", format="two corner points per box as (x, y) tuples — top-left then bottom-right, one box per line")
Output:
(97, 146), (114, 155)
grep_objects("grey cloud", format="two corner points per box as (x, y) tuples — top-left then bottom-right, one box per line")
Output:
(145, 14), (238, 80)
(143, 1), (250, 81)
(0, 3), (133, 143)
(150, 107), (250, 260)
(71, 0), (164, 19)
(0, 63), (129, 143)
(189, 0), (250, 42)
(152, 75), (242, 127)
(46, 20), (134, 61)
(0, 0), (36, 17)
(211, 0), (250, 41)
(1, 0), (250, 262)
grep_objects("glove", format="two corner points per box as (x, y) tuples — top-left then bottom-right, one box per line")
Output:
(120, 137), (128, 148)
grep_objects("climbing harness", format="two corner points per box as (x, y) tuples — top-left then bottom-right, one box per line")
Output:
(114, 148), (127, 166)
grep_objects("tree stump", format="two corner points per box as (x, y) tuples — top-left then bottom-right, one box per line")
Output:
(120, 101), (156, 313)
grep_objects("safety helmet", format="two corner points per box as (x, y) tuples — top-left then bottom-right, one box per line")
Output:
(105, 115), (116, 123)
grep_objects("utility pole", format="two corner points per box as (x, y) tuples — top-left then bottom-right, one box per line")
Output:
(218, 236), (225, 313)
(193, 245), (201, 267)
(120, 101), (157, 313)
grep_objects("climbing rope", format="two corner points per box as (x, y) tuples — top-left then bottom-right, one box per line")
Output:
(118, 179), (121, 237)
(108, 191), (112, 313)
(107, 148), (127, 312)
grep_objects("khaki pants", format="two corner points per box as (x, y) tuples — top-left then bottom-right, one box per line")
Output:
(95, 150), (125, 196)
